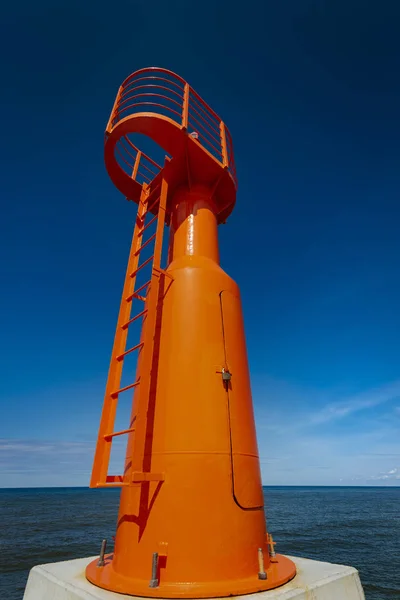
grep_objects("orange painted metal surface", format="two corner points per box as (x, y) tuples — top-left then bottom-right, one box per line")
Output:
(86, 68), (296, 597)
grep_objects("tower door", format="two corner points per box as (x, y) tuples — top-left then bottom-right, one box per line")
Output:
(220, 290), (264, 510)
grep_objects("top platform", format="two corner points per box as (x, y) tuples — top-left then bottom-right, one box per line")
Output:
(104, 68), (237, 223)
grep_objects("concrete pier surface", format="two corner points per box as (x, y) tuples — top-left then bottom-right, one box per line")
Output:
(23, 554), (365, 600)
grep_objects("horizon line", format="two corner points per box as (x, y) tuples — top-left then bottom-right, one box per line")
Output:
(1, 484), (399, 490)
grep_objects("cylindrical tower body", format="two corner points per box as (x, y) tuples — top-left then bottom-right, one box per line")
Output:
(86, 68), (296, 597)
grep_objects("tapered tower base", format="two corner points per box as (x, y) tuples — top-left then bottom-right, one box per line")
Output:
(23, 555), (365, 600)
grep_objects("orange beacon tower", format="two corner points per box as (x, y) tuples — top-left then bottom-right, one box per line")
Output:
(86, 67), (296, 597)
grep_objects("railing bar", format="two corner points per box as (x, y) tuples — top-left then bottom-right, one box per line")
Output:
(142, 154), (161, 170)
(139, 161), (159, 177)
(188, 120), (223, 158)
(115, 144), (134, 171)
(189, 130), (222, 161)
(188, 103), (221, 140)
(189, 91), (221, 128)
(110, 73), (235, 180)
(226, 136), (234, 158)
(225, 127), (234, 145)
(120, 145), (158, 181)
(189, 86), (222, 123)
(196, 134), (225, 164)
(123, 140), (158, 178)
(221, 127), (237, 183)
(119, 83), (183, 102)
(116, 102), (182, 120)
(228, 149), (237, 174)
(119, 135), (139, 163)
(123, 137), (161, 170)
(226, 146), (236, 175)
(188, 114), (221, 148)
(189, 95), (221, 131)
(122, 75), (184, 93)
(122, 67), (186, 88)
(118, 92), (183, 112)
(188, 111), (223, 147)
(122, 137), (139, 154)
(188, 106), (223, 145)
(137, 169), (151, 183)
(198, 138), (222, 162)
(124, 73), (185, 90)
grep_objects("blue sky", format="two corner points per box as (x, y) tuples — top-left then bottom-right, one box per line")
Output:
(1, 0), (399, 487)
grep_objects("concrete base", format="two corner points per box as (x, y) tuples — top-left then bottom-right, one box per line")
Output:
(23, 555), (365, 600)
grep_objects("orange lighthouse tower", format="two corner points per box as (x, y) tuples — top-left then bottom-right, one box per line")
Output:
(86, 67), (296, 597)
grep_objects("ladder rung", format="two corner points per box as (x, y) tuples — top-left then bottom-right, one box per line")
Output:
(138, 214), (157, 237)
(130, 255), (154, 278)
(147, 195), (160, 214)
(95, 476), (130, 488)
(135, 279), (151, 296)
(122, 308), (148, 329)
(134, 232), (156, 256)
(96, 482), (131, 488)
(116, 342), (144, 361)
(104, 427), (135, 441)
(126, 280), (151, 303)
(125, 293), (146, 303)
(111, 380), (140, 398)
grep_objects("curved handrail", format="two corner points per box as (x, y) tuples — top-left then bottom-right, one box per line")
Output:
(106, 68), (237, 189)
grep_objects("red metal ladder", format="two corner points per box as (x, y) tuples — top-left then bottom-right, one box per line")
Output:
(90, 176), (168, 488)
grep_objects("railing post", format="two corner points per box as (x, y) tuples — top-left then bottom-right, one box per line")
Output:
(132, 150), (142, 181)
(182, 83), (189, 130)
(220, 121), (229, 167)
(106, 85), (123, 135)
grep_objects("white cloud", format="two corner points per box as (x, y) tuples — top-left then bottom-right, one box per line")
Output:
(253, 377), (400, 485)
(368, 467), (400, 481)
(307, 381), (400, 426)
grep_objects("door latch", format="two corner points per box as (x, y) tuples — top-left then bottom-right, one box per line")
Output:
(221, 368), (232, 382)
